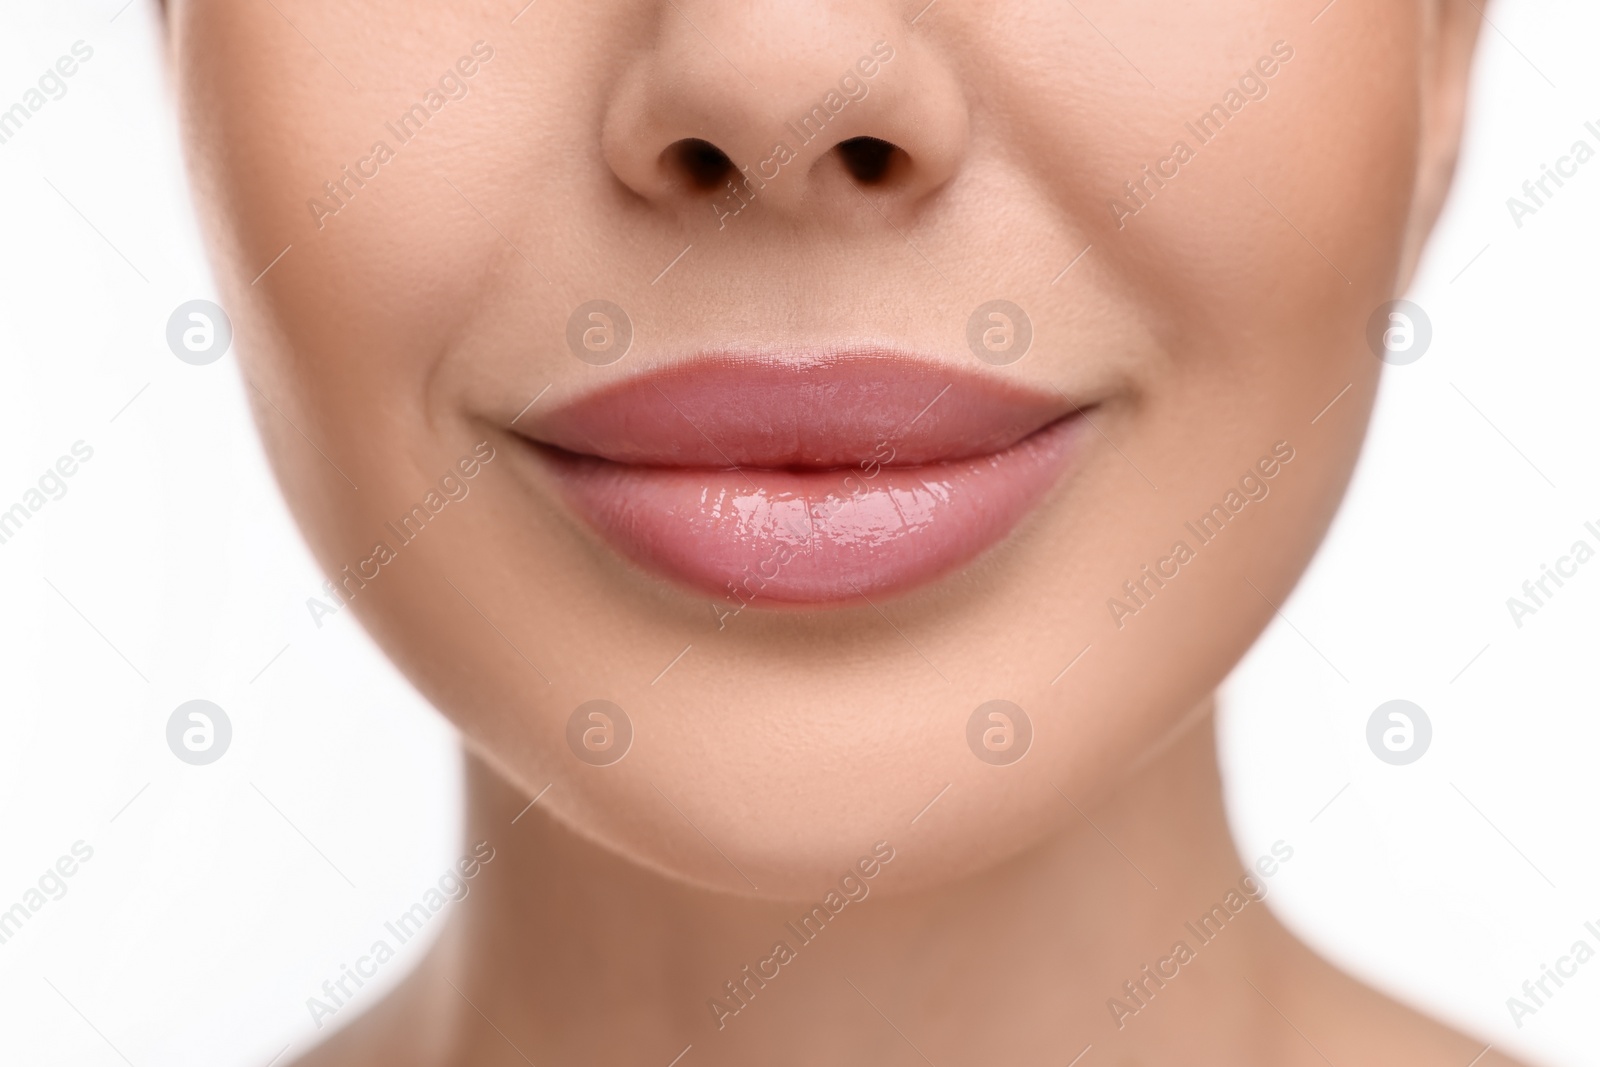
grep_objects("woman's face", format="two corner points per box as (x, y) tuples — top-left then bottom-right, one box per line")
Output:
(172, 0), (1472, 896)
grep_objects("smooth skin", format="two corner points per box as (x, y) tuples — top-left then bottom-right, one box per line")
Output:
(169, 0), (1524, 1062)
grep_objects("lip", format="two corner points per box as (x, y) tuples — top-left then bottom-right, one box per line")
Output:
(516, 350), (1083, 606)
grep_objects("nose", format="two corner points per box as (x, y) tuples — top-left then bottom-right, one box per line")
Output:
(600, 5), (968, 221)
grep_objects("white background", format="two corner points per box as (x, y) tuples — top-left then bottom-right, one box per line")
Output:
(0, 1), (1596, 1064)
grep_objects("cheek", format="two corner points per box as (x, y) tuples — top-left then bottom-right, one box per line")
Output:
(178, 0), (586, 566)
(178, 1), (548, 432)
(993, 1), (1420, 350)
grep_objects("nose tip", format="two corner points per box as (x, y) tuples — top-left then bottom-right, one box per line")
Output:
(600, 18), (968, 224)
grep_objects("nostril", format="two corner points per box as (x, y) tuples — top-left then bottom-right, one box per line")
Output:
(836, 136), (902, 185)
(665, 137), (735, 191)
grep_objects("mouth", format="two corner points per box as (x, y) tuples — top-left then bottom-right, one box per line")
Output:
(513, 349), (1086, 607)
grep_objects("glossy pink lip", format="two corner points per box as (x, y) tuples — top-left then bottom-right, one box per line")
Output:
(518, 352), (1082, 606)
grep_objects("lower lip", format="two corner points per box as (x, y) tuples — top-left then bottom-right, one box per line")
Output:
(531, 416), (1080, 606)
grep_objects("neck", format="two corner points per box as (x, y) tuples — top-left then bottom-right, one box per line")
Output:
(395, 702), (1304, 1065)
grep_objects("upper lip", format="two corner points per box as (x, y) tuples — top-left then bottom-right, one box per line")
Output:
(517, 348), (1075, 469)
